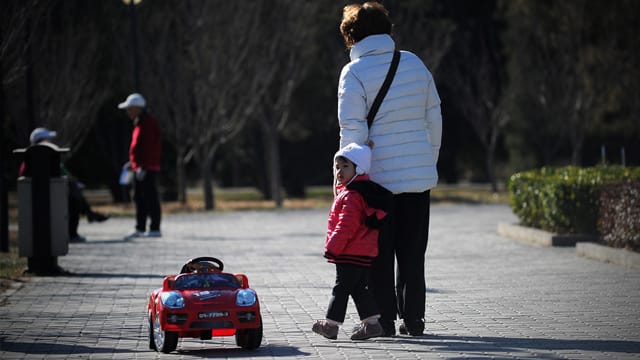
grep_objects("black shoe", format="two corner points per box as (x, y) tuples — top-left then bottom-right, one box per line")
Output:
(70, 235), (87, 243)
(88, 212), (109, 223)
(399, 319), (424, 336)
(379, 319), (396, 337)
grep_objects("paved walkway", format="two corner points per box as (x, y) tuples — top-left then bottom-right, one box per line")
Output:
(1, 204), (639, 359)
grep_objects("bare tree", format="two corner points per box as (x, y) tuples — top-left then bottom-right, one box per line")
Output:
(502, 0), (635, 167)
(32, 10), (110, 154)
(140, 1), (198, 203)
(0, 0), (40, 252)
(391, 3), (456, 73)
(141, 1), (273, 209)
(3, 1), (111, 154)
(447, 12), (508, 191)
(250, 1), (327, 207)
(2, 0), (51, 143)
(502, 0), (575, 166)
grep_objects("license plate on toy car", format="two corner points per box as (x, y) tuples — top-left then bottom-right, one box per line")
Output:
(198, 311), (229, 319)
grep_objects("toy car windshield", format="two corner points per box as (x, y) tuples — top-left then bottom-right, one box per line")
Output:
(173, 273), (241, 290)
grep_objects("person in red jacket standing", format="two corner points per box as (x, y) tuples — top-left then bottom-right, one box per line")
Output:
(312, 143), (391, 341)
(118, 93), (162, 239)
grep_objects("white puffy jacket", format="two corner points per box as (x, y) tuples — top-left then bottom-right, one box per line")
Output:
(338, 34), (442, 194)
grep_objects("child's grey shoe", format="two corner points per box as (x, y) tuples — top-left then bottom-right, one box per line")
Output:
(312, 320), (338, 340)
(350, 321), (384, 340)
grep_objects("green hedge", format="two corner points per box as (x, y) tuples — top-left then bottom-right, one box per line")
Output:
(598, 181), (640, 251)
(508, 166), (640, 234)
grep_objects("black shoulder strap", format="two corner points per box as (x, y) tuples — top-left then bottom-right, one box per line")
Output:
(367, 50), (401, 129)
(347, 180), (393, 211)
(346, 180), (393, 229)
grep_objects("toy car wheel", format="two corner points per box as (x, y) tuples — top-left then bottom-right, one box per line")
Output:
(152, 310), (178, 353)
(235, 320), (263, 350)
(147, 313), (155, 350)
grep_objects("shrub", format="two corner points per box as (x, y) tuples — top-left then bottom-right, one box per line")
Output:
(508, 166), (640, 234)
(598, 182), (640, 251)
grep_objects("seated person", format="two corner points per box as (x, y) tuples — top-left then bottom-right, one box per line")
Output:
(20, 127), (109, 243)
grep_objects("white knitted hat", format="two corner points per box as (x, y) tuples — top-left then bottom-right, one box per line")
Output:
(334, 143), (371, 175)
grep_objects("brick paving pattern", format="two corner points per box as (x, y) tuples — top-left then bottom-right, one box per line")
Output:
(1, 204), (639, 359)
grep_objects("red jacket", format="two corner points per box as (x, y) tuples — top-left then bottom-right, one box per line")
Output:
(324, 174), (388, 267)
(130, 112), (161, 171)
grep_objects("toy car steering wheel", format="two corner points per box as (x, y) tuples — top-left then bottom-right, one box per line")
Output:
(180, 257), (224, 273)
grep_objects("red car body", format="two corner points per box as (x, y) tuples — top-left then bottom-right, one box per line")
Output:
(147, 257), (262, 353)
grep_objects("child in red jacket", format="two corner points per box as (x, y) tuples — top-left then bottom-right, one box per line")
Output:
(312, 143), (391, 340)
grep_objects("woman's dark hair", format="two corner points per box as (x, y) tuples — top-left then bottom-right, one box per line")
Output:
(340, 2), (392, 49)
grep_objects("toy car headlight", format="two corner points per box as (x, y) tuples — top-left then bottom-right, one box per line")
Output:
(161, 292), (185, 309)
(236, 289), (257, 306)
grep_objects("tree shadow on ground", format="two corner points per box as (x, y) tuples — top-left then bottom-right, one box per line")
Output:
(383, 334), (640, 358)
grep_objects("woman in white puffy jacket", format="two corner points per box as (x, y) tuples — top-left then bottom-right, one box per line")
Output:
(337, 2), (443, 337)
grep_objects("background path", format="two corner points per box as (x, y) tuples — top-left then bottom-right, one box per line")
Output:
(1, 204), (639, 359)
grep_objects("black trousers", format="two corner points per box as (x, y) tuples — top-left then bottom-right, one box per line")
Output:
(326, 263), (378, 323)
(68, 180), (90, 238)
(371, 190), (430, 323)
(134, 170), (161, 232)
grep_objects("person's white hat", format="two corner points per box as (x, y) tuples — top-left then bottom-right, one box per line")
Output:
(30, 127), (57, 145)
(117, 93), (146, 109)
(334, 142), (371, 175)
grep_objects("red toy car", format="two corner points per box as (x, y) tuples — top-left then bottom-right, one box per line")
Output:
(147, 257), (263, 353)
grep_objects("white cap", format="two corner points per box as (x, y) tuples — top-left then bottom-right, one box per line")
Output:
(117, 93), (146, 109)
(30, 127), (57, 145)
(335, 143), (371, 175)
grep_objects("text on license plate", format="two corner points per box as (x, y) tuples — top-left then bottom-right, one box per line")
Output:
(198, 311), (229, 319)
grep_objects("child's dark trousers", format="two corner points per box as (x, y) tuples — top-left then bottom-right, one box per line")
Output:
(326, 263), (378, 323)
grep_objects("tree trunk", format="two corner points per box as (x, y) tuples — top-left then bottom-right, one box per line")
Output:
(571, 138), (583, 166)
(269, 134), (282, 208)
(262, 123), (282, 207)
(486, 148), (497, 193)
(569, 121), (584, 166)
(202, 155), (215, 210)
(486, 128), (499, 193)
(176, 146), (187, 204)
(0, 53), (8, 252)
(24, 17), (35, 133)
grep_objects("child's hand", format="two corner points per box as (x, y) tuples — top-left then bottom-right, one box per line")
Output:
(365, 139), (375, 149)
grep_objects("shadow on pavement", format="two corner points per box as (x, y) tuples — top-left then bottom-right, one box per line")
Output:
(85, 238), (135, 244)
(71, 272), (165, 279)
(176, 344), (310, 357)
(390, 334), (640, 355)
(0, 340), (142, 355)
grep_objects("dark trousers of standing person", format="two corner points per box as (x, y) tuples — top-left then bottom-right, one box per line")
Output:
(371, 190), (430, 333)
(68, 194), (83, 238)
(134, 170), (161, 232)
(326, 263), (379, 323)
(68, 181), (90, 238)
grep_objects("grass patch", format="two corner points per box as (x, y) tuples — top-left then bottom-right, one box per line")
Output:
(0, 230), (27, 294)
(432, 185), (509, 204)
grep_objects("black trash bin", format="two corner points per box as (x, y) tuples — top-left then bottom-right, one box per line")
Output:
(14, 142), (69, 274)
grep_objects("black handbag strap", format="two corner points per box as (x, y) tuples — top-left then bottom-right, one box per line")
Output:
(367, 50), (401, 128)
